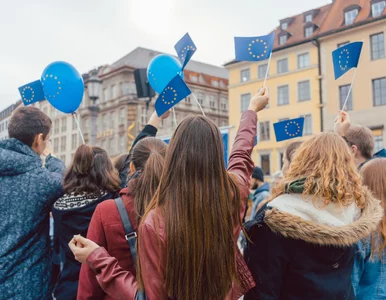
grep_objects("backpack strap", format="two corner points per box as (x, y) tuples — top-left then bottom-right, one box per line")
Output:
(114, 197), (137, 262)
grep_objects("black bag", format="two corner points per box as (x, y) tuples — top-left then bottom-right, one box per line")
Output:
(115, 197), (147, 300)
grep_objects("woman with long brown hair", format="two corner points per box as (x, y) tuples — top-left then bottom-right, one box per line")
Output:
(352, 158), (386, 299)
(244, 132), (383, 299)
(52, 145), (121, 300)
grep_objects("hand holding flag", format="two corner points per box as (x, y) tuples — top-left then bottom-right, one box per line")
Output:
(248, 88), (270, 112)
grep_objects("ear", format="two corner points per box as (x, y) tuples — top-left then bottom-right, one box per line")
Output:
(351, 145), (358, 156)
(31, 133), (44, 152)
(129, 161), (136, 174)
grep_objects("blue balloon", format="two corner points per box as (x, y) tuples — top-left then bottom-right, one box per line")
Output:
(147, 54), (184, 93)
(41, 61), (84, 113)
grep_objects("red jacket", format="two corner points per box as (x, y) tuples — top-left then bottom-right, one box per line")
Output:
(80, 110), (257, 300)
(77, 188), (138, 300)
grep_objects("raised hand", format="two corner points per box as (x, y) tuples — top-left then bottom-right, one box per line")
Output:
(248, 87), (270, 113)
(334, 111), (351, 136)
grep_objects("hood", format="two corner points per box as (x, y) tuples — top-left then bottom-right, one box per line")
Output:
(0, 138), (41, 176)
(255, 182), (270, 194)
(263, 188), (383, 247)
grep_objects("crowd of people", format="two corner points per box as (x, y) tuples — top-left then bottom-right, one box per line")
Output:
(0, 87), (386, 300)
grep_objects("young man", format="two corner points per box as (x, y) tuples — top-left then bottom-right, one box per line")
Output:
(0, 107), (65, 300)
(249, 166), (270, 220)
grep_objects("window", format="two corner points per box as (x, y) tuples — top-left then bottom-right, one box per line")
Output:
(281, 22), (288, 30)
(102, 113), (108, 129)
(258, 64), (268, 79)
(240, 93), (251, 113)
(103, 88), (110, 102)
(112, 85), (118, 99)
(119, 108), (125, 125)
(339, 85), (353, 111)
(298, 53), (310, 69)
(60, 155), (66, 165)
(372, 1), (386, 17)
(190, 74), (198, 82)
(119, 136), (125, 152)
(345, 9), (358, 25)
(71, 134), (77, 150)
(373, 77), (386, 106)
(371, 33), (385, 60)
(279, 35), (287, 45)
(121, 82), (136, 95)
(212, 80), (219, 87)
(54, 120), (60, 134)
(277, 59), (288, 74)
(305, 14), (313, 22)
(374, 134), (384, 153)
(209, 97), (216, 109)
(53, 138), (59, 153)
(279, 153), (284, 169)
(220, 97), (227, 110)
(221, 120), (227, 127)
(185, 96), (191, 104)
(259, 122), (270, 141)
(338, 41), (350, 48)
(83, 117), (89, 131)
(277, 85), (290, 105)
(240, 69), (250, 82)
(260, 154), (271, 176)
(305, 26), (313, 38)
(61, 117), (67, 132)
(298, 81), (311, 101)
(141, 107), (147, 125)
(110, 111), (115, 128)
(303, 114), (313, 135)
(60, 136), (66, 152)
(198, 92), (205, 105)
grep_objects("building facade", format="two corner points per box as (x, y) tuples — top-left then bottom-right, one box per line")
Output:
(0, 101), (22, 141)
(320, 0), (386, 153)
(78, 47), (229, 156)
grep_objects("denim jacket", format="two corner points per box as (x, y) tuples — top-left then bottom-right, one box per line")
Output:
(352, 234), (386, 299)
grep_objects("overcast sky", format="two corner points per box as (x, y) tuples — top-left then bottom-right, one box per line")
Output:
(0, 0), (330, 111)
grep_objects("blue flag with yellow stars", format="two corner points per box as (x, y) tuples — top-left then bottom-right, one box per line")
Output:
(274, 117), (304, 142)
(332, 41), (363, 80)
(18, 80), (45, 106)
(155, 75), (191, 117)
(234, 32), (275, 62)
(175, 33), (197, 69)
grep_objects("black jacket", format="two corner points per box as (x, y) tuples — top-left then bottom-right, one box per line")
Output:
(244, 190), (383, 300)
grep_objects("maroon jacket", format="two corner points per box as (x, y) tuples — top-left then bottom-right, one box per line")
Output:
(80, 110), (257, 300)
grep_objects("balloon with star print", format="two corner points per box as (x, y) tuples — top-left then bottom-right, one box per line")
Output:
(41, 61), (84, 113)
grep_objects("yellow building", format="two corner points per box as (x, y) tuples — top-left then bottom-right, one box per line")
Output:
(319, 0), (386, 154)
(225, 4), (331, 177)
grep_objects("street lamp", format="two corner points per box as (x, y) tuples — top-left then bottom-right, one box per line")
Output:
(87, 72), (101, 145)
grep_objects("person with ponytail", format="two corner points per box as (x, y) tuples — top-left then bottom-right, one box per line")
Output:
(352, 158), (386, 299)
(52, 145), (121, 300)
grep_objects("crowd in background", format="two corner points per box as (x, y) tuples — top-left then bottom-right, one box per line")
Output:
(1, 87), (386, 300)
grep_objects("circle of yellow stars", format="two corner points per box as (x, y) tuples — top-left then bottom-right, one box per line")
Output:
(21, 86), (35, 103)
(180, 45), (196, 60)
(161, 86), (178, 105)
(42, 74), (61, 99)
(248, 39), (268, 59)
(339, 49), (350, 71)
(285, 121), (301, 137)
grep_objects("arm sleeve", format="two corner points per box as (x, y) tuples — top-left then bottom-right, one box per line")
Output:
(131, 125), (158, 149)
(42, 155), (65, 206)
(85, 247), (137, 300)
(77, 206), (108, 300)
(45, 154), (66, 174)
(138, 223), (167, 300)
(351, 239), (369, 296)
(244, 224), (289, 300)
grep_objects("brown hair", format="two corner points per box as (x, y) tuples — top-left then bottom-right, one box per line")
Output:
(345, 125), (374, 159)
(285, 141), (302, 163)
(63, 144), (120, 195)
(138, 116), (241, 300)
(130, 138), (167, 223)
(8, 107), (52, 147)
(114, 153), (129, 173)
(360, 158), (386, 257)
(271, 132), (366, 208)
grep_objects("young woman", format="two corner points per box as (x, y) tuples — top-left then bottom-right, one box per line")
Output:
(281, 141), (302, 176)
(352, 158), (386, 299)
(76, 137), (167, 300)
(244, 132), (383, 299)
(52, 145), (121, 300)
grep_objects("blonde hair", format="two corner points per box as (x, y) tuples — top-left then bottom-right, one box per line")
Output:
(270, 132), (366, 208)
(361, 158), (386, 257)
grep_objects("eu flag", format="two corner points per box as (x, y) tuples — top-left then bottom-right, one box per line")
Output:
(274, 117), (304, 142)
(175, 33), (196, 69)
(332, 41), (363, 79)
(18, 80), (45, 106)
(234, 32), (275, 62)
(155, 75), (191, 116)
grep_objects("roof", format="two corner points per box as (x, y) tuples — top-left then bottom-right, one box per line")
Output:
(111, 47), (228, 79)
(184, 69), (228, 91)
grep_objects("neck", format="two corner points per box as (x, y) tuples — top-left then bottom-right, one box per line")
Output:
(355, 156), (367, 168)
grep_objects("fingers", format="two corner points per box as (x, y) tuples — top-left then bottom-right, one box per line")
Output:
(258, 87), (267, 96)
(73, 234), (88, 246)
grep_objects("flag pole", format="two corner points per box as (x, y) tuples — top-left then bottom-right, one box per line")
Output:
(263, 52), (273, 88)
(72, 112), (85, 144)
(340, 68), (357, 111)
(191, 93), (206, 117)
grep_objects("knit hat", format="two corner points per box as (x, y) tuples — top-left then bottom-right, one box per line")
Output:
(252, 166), (264, 182)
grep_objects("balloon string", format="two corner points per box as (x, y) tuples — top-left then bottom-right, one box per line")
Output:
(72, 112), (85, 144)
(191, 93), (206, 117)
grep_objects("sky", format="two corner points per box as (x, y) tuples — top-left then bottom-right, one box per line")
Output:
(0, 0), (330, 111)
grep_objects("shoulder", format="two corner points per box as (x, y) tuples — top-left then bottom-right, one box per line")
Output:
(140, 208), (166, 242)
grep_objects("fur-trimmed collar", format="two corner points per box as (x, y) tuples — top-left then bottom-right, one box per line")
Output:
(263, 189), (383, 247)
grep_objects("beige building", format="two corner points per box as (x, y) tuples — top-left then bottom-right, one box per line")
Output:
(0, 101), (22, 141)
